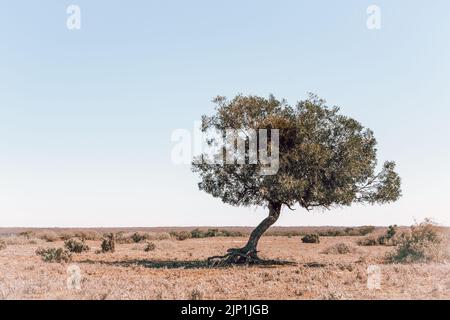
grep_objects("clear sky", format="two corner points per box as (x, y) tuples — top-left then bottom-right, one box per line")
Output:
(1, 1), (449, 227)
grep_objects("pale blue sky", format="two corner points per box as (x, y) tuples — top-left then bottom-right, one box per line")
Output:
(1, 1), (449, 227)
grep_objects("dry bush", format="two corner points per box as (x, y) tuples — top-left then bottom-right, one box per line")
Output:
(115, 231), (170, 244)
(35, 247), (72, 263)
(59, 232), (76, 241)
(64, 238), (90, 253)
(190, 228), (244, 238)
(74, 230), (101, 241)
(3, 236), (44, 245)
(386, 225), (398, 239)
(114, 232), (131, 244)
(18, 231), (35, 239)
(58, 230), (101, 241)
(356, 236), (378, 246)
(131, 232), (150, 243)
(101, 233), (116, 253)
(149, 232), (171, 240)
(377, 225), (400, 246)
(388, 219), (447, 263)
(323, 242), (355, 254)
(170, 231), (192, 241)
(358, 225), (400, 247)
(114, 231), (140, 244)
(342, 226), (376, 236)
(357, 234), (398, 246)
(0, 239), (6, 250)
(144, 242), (156, 252)
(302, 234), (320, 244)
(35, 231), (59, 242)
(191, 228), (209, 238)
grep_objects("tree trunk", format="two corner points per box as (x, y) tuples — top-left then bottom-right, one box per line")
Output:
(239, 202), (282, 257)
(207, 202), (282, 265)
(208, 202), (281, 267)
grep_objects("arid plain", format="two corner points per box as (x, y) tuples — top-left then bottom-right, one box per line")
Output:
(1, 227), (450, 300)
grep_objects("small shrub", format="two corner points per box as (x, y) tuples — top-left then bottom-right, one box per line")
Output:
(317, 229), (345, 237)
(190, 228), (244, 238)
(220, 229), (244, 237)
(171, 231), (191, 241)
(386, 225), (398, 239)
(191, 228), (206, 238)
(101, 233), (116, 253)
(59, 232), (76, 241)
(36, 247), (72, 263)
(74, 230), (101, 241)
(301, 234), (320, 244)
(18, 231), (35, 239)
(144, 242), (156, 252)
(357, 236), (378, 246)
(388, 219), (446, 263)
(357, 226), (376, 236)
(343, 226), (376, 236)
(323, 242), (354, 254)
(358, 225), (400, 247)
(131, 232), (150, 243)
(344, 227), (357, 236)
(36, 231), (59, 242)
(114, 232), (130, 244)
(205, 229), (220, 237)
(3, 236), (43, 245)
(64, 238), (90, 253)
(115, 231), (170, 243)
(0, 239), (6, 250)
(154, 232), (171, 240)
(313, 226), (376, 237)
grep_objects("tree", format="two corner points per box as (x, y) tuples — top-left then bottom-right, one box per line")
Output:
(192, 94), (401, 265)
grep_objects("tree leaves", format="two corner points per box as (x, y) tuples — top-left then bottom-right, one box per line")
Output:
(192, 94), (401, 210)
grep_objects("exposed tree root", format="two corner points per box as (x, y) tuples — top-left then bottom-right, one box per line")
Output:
(207, 248), (258, 267)
(207, 247), (296, 267)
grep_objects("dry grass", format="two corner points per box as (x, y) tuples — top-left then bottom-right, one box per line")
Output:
(0, 229), (449, 300)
